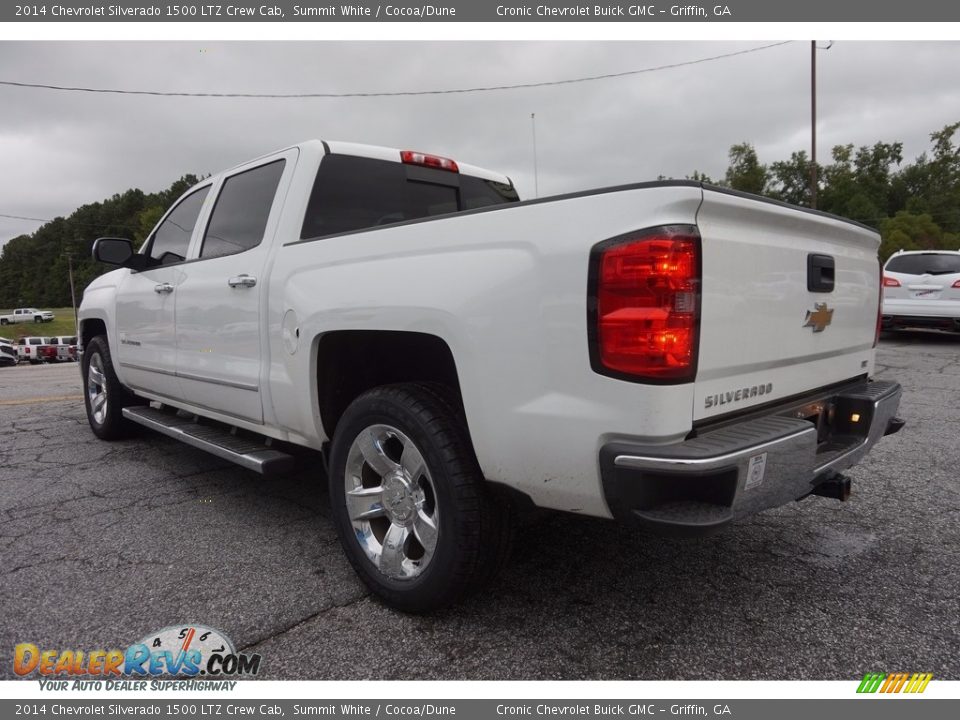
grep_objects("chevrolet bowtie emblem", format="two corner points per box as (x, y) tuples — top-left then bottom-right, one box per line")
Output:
(804, 303), (834, 333)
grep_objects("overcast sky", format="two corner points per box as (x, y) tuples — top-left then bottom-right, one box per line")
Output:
(2, 40), (960, 247)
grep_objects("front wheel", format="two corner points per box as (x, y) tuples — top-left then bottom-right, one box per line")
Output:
(328, 383), (512, 613)
(34, 316), (42, 323)
(82, 335), (143, 440)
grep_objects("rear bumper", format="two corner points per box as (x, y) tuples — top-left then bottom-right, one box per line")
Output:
(882, 299), (960, 329)
(600, 380), (902, 534)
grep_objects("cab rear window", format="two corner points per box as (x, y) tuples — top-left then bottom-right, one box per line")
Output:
(300, 154), (518, 240)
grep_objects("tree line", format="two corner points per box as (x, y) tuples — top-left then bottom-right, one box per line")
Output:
(0, 175), (200, 309)
(2, 121), (959, 309)
(687, 121), (960, 261)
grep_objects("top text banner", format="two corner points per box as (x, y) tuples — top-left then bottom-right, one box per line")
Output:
(7, 0), (960, 22)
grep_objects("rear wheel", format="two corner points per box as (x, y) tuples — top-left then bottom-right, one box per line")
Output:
(82, 335), (143, 440)
(328, 383), (512, 613)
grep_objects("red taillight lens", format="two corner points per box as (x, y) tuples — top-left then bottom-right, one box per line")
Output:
(875, 261), (883, 348)
(400, 150), (459, 173)
(590, 226), (701, 382)
(952, 279), (960, 289)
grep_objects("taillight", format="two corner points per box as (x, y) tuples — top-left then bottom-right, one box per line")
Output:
(875, 261), (883, 348)
(588, 225), (701, 383)
(400, 150), (459, 173)
(952, 279), (960, 289)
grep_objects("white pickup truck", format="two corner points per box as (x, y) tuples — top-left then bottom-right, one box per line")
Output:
(0, 307), (55, 325)
(79, 140), (904, 612)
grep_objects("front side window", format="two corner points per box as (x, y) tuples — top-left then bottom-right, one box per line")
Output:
(200, 160), (286, 259)
(147, 187), (210, 265)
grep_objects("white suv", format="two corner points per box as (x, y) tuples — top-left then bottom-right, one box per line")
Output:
(882, 250), (960, 332)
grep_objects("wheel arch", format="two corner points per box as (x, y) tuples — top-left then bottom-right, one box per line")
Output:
(79, 316), (108, 351)
(315, 330), (466, 441)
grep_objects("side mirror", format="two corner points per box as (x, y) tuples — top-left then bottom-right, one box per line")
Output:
(92, 238), (147, 270)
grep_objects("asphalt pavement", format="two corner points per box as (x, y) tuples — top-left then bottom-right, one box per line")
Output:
(1, 332), (958, 680)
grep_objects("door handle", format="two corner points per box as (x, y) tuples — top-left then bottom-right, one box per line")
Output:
(228, 275), (257, 288)
(154, 283), (174, 294)
(807, 254), (835, 292)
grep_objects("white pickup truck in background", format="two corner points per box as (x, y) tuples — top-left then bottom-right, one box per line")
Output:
(0, 307), (55, 325)
(78, 140), (904, 612)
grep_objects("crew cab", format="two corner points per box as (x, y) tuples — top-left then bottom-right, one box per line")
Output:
(0, 307), (55, 325)
(78, 140), (904, 612)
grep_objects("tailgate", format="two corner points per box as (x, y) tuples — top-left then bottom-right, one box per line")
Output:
(694, 189), (880, 422)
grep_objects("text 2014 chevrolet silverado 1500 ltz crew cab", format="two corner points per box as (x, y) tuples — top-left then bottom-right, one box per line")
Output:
(78, 140), (905, 612)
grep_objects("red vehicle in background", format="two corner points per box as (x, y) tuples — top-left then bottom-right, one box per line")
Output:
(37, 343), (59, 363)
(48, 336), (78, 362)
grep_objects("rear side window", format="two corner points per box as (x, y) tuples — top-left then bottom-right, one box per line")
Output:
(148, 187), (210, 264)
(886, 253), (960, 275)
(201, 160), (286, 259)
(300, 155), (518, 240)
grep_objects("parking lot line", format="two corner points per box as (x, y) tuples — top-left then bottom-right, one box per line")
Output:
(0, 394), (83, 406)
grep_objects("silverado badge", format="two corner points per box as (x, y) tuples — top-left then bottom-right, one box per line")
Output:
(803, 302), (834, 333)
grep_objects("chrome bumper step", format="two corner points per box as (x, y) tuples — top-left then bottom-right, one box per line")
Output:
(122, 406), (296, 476)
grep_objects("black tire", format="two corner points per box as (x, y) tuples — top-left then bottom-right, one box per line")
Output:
(81, 335), (143, 440)
(328, 383), (513, 613)
(34, 316), (41, 323)
(0, 318), (7, 325)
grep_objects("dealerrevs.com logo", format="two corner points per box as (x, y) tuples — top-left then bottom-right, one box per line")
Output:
(857, 672), (934, 694)
(14, 625), (261, 685)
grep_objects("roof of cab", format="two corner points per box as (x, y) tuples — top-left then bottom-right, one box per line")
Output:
(321, 140), (512, 186)
(216, 139), (512, 188)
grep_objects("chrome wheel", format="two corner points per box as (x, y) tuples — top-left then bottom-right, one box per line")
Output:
(87, 353), (108, 425)
(344, 424), (439, 580)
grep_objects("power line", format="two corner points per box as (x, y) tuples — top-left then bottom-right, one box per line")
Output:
(0, 212), (138, 232)
(0, 213), (47, 223)
(0, 42), (793, 100)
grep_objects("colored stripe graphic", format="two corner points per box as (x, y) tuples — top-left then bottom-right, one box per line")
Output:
(857, 672), (932, 694)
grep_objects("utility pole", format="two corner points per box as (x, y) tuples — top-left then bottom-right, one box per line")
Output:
(810, 40), (817, 209)
(811, 41), (833, 210)
(531, 112), (539, 199)
(65, 250), (78, 336)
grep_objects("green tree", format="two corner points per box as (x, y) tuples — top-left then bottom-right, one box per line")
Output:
(723, 142), (768, 195)
(878, 211), (959, 262)
(685, 170), (715, 184)
(894, 123), (960, 232)
(818, 141), (902, 226)
(768, 151), (815, 207)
